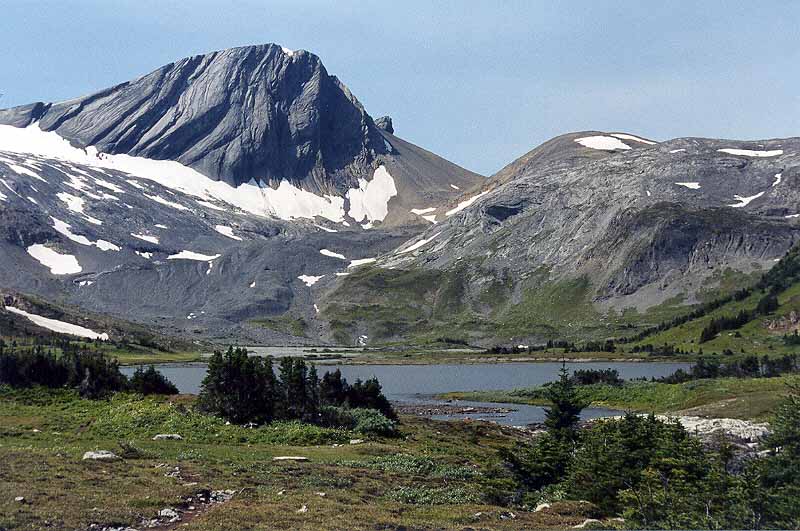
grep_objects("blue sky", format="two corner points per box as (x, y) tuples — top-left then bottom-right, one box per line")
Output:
(1, 1), (798, 175)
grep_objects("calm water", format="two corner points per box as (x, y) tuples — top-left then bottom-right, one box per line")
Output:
(122, 361), (690, 427)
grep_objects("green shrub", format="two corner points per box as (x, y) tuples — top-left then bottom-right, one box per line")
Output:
(321, 405), (397, 436)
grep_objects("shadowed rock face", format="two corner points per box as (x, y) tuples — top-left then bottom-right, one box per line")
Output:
(0, 44), (388, 191)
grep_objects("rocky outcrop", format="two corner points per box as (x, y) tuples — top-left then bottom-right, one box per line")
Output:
(375, 116), (394, 134)
(0, 44), (388, 192)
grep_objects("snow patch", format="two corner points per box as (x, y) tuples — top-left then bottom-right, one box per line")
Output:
(298, 274), (324, 287)
(131, 233), (159, 244)
(8, 163), (46, 182)
(450, 184), (460, 190)
(675, 182), (701, 190)
(215, 225), (242, 241)
(5, 306), (108, 340)
(314, 224), (338, 233)
(57, 192), (86, 213)
(669, 148), (686, 153)
(197, 199), (225, 211)
(52, 217), (119, 251)
(320, 249), (347, 260)
(718, 148), (783, 158)
(574, 135), (631, 151)
(0, 123), (349, 222)
(26, 244), (82, 275)
(446, 191), (489, 216)
(348, 257), (377, 268)
(410, 207), (436, 215)
(145, 193), (189, 211)
(772, 173), (782, 187)
(610, 133), (656, 145)
(398, 233), (440, 254)
(167, 250), (220, 261)
(346, 165), (398, 225)
(135, 251), (153, 259)
(728, 191), (765, 208)
(785, 214), (800, 219)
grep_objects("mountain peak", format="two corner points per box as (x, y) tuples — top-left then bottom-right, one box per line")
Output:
(0, 43), (388, 190)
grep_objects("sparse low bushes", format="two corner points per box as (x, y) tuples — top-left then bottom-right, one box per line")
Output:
(320, 406), (397, 436)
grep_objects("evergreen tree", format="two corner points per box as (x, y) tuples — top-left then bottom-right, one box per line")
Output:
(544, 362), (588, 440)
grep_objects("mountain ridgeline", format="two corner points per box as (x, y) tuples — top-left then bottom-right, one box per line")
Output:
(0, 44), (799, 347)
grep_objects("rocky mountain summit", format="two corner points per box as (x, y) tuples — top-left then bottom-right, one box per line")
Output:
(324, 132), (800, 344)
(0, 43), (481, 343)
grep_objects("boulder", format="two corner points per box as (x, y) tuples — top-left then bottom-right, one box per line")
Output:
(82, 450), (119, 461)
(152, 434), (183, 440)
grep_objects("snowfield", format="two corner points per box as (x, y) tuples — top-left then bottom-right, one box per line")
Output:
(0, 123), (402, 224)
(675, 182), (701, 189)
(52, 217), (119, 251)
(298, 274), (324, 286)
(610, 133), (656, 145)
(319, 249), (347, 260)
(26, 244), (82, 275)
(347, 257), (377, 268)
(131, 233), (159, 244)
(446, 191), (489, 217)
(574, 135), (632, 151)
(398, 233), (440, 254)
(167, 250), (221, 261)
(4, 306), (109, 340)
(729, 191), (765, 208)
(214, 225), (242, 241)
(346, 165), (398, 226)
(718, 148), (783, 157)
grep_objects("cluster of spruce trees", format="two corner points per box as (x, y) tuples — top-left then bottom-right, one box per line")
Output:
(0, 346), (176, 398)
(658, 354), (799, 384)
(503, 365), (800, 528)
(197, 347), (394, 425)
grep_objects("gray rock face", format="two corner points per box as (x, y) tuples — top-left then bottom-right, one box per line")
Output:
(375, 116), (394, 134)
(331, 132), (800, 342)
(0, 44), (388, 192)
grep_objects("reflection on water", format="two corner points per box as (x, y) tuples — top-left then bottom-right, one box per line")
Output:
(122, 361), (690, 427)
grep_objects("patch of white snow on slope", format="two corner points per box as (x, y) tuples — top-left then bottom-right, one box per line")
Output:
(669, 148), (686, 153)
(450, 184), (460, 190)
(52, 217), (119, 251)
(298, 274), (324, 287)
(410, 207), (436, 215)
(348, 258), (377, 268)
(215, 225), (242, 241)
(197, 199), (226, 211)
(675, 182), (701, 189)
(320, 249), (347, 260)
(785, 214), (800, 219)
(26, 244), (82, 274)
(5, 306), (108, 340)
(0, 123), (347, 222)
(8, 163), (46, 182)
(772, 173), (782, 187)
(610, 133), (656, 145)
(167, 251), (221, 261)
(398, 233), (441, 254)
(136, 251), (153, 259)
(574, 136), (631, 151)
(729, 191), (765, 208)
(145, 193), (189, 211)
(718, 148), (783, 157)
(446, 191), (490, 216)
(347, 165), (398, 226)
(314, 224), (338, 233)
(131, 233), (159, 244)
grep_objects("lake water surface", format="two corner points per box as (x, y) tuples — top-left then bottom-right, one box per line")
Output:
(123, 361), (690, 427)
